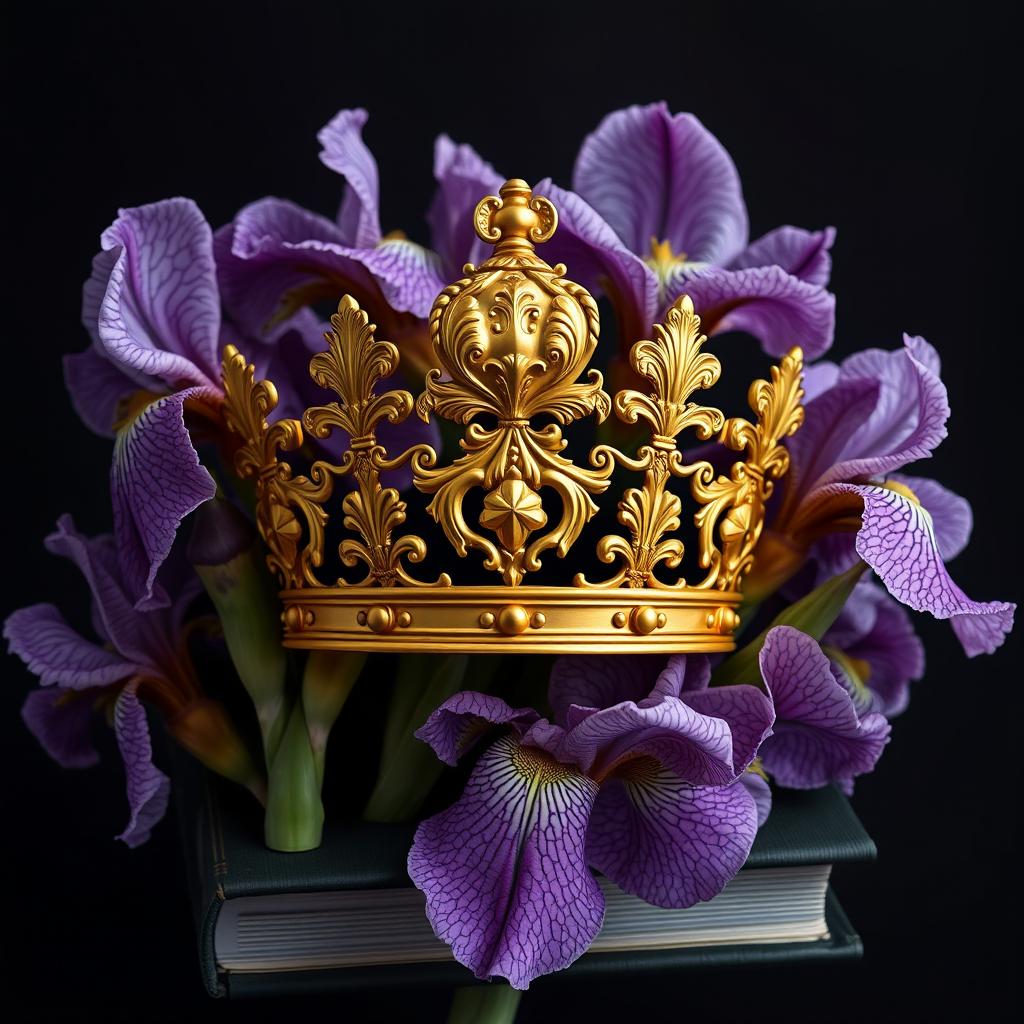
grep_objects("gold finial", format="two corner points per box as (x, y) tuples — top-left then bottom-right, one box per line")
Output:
(474, 179), (558, 253)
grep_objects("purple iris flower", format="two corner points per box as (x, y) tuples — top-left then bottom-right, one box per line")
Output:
(822, 579), (925, 718)
(757, 626), (891, 795)
(408, 655), (774, 988)
(65, 197), (222, 609)
(748, 333), (1014, 656)
(430, 102), (835, 365)
(215, 108), (446, 376)
(4, 516), (203, 846)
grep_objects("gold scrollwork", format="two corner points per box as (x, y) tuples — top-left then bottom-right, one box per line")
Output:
(414, 180), (613, 585)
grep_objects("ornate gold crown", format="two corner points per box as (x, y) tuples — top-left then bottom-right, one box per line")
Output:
(221, 180), (804, 654)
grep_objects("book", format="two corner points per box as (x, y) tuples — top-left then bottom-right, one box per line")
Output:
(174, 754), (874, 998)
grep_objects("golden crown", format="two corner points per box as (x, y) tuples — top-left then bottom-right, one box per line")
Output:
(220, 180), (805, 654)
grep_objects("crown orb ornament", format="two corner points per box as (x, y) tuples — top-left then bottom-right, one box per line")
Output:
(221, 180), (805, 654)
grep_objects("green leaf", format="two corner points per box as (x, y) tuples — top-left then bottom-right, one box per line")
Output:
(711, 561), (868, 688)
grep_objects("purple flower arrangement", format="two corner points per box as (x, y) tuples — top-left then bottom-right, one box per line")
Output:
(5, 103), (1014, 992)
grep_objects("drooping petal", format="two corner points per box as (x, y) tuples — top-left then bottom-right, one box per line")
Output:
(888, 473), (973, 561)
(111, 388), (218, 610)
(92, 198), (221, 388)
(587, 767), (759, 908)
(548, 654), (665, 725)
(801, 360), (840, 401)
(113, 682), (171, 847)
(428, 134), (503, 276)
(572, 103), (749, 264)
(317, 108), (381, 249)
(21, 688), (101, 769)
(534, 179), (658, 347)
(757, 627), (890, 790)
(408, 734), (603, 989)
(823, 484), (1014, 656)
(740, 770), (773, 826)
(4, 604), (139, 688)
(665, 264), (835, 360)
(641, 654), (712, 700)
(415, 691), (539, 767)
(728, 226), (836, 287)
(63, 345), (135, 438)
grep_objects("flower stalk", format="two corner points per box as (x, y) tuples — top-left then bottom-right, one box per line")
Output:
(447, 985), (522, 1024)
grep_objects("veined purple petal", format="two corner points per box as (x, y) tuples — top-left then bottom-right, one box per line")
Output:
(63, 345), (135, 438)
(428, 134), (503, 276)
(758, 627), (890, 790)
(802, 361), (840, 401)
(587, 767), (759, 908)
(888, 473), (973, 561)
(4, 604), (139, 689)
(111, 387), (218, 610)
(667, 264), (835, 360)
(43, 516), (165, 665)
(113, 682), (171, 847)
(548, 654), (665, 725)
(825, 483), (1014, 656)
(91, 198), (221, 389)
(534, 179), (659, 345)
(563, 693), (741, 786)
(819, 335), (949, 484)
(740, 770), (773, 826)
(22, 688), (101, 769)
(415, 691), (540, 766)
(317, 108), (381, 249)
(572, 103), (749, 265)
(728, 226), (836, 287)
(681, 683), (776, 774)
(408, 734), (603, 989)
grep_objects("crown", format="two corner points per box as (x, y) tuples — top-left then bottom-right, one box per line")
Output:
(220, 180), (805, 654)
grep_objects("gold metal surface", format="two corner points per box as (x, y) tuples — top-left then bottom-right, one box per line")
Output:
(220, 180), (804, 654)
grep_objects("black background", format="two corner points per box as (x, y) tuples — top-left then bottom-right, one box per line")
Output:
(2, 2), (1020, 1020)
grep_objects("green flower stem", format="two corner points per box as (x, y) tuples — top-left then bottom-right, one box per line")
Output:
(711, 560), (868, 688)
(447, 984), (521, 1024)
(363, 654), (501, 824)
(302, 650), (367, 787)
(193, 550), (289, 765)
(264, 698), (324, 852)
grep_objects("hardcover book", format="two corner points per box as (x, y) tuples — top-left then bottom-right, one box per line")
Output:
(174, 753), (875, 998)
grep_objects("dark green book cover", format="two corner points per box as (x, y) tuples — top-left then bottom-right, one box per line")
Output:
(173, 747), (874, 998)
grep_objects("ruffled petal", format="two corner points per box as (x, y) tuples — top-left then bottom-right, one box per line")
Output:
(757, 627), (890, 790)
(317, 108), (381, 249)
(668, 265), (835, 360)
(572, 103), (748, 264)
(408, 734), (603, 989)
(4, 604), (139, 688)
(534, 180), (658, 347)
(548, 654), (665, 725)
(888, 473), (972, 561)
(63, 345), (134, 438)
(822, 335), (949, 483)
(111, 388), (218, 610)
(824, 483), (1014, 656)
(415, 691), (540, 767)
(91, 198), (221, 388)
(21, 688), (101, 769)
(587, 768), (758, 908)
(681, 682), (777, 774)
(428, 134), (503, 276)
(728, 226), (836, 287)
(113, 682), (171, 847)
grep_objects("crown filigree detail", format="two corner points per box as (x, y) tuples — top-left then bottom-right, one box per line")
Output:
(221, 180), (804, 654)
